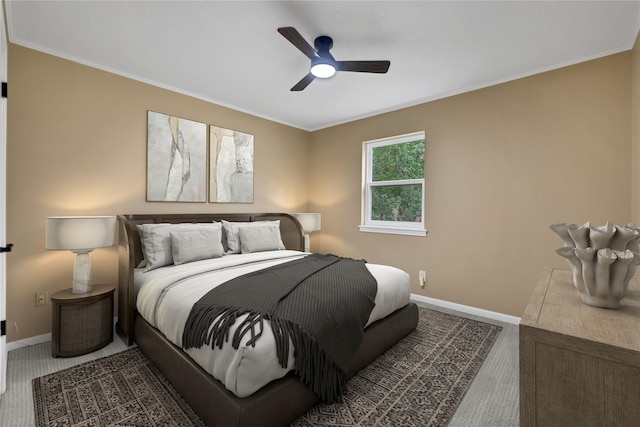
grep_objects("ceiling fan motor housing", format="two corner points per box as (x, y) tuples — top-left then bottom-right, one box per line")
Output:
(314, 35), (334, 55)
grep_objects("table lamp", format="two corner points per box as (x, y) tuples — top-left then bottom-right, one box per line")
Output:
(292, 213), (321, 252)
(46, 216), (116, 294)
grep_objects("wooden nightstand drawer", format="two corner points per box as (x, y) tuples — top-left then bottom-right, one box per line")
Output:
(51, 285), (115, 357)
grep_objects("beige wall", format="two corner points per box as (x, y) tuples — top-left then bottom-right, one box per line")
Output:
(5, 43), (634, 340)
(632, 32), (640, 223)
(6, 45), (311, 341)
(309, 53), (632, 317)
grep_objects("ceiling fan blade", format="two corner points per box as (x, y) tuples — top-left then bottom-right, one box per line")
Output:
(336, 60), (390, 73)
(278, 27), (318, 60)
(291, 73), (316, 91)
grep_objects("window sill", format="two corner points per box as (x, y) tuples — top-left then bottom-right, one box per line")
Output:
(358, 225), (427, 237)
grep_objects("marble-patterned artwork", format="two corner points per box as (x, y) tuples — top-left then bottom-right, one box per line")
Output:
(147, 111), (207, 202)
(209, 126), (254, 203)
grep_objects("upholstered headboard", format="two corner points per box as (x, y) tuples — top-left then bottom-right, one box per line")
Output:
(115, 213), (305, 344)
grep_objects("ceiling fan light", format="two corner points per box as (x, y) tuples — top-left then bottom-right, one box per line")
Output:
(310, 61), (336, 78)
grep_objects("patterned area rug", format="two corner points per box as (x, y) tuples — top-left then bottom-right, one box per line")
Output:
(292, 307), (502, 426)
(32, 307), (501, 427)
(32, 348), (205, 426)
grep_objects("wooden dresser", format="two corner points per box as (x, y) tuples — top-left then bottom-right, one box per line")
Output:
(520, 267), (640, 427)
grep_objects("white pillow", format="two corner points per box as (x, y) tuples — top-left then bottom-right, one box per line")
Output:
(239, 224), (284, 254)
(138, 222), (223, 271)
(222, 220), (285, 254)
(170, 228), (224, 265)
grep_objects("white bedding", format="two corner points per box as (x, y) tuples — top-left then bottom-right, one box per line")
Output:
(135, 250), (410, 397)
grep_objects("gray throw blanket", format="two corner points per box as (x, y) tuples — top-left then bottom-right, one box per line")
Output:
(181, 253), (377, 403)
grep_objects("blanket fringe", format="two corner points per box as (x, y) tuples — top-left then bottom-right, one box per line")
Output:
(183, 307), (345, 403)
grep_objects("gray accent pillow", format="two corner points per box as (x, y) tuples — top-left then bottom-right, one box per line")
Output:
(222, 220), (285, 254)
(170, 228), (224, 265)
(239, 224), (284, 254)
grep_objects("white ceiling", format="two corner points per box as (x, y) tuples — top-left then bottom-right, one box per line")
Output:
(5, 1), (640, 131)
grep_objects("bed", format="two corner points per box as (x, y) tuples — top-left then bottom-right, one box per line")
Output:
(115, 213), (419, 427)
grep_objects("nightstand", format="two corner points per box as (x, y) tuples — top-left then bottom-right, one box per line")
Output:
(51, 284), (115, 357)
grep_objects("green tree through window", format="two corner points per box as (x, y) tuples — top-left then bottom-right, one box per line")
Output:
(371, 140), (424, 222)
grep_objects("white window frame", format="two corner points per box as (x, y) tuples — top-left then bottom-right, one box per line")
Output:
(359, 131), (427, 237)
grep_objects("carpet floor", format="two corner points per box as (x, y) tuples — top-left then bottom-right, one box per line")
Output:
(31, 306), (502, 426)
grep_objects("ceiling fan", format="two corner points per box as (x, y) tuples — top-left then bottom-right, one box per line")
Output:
(277, 27), (390, 91)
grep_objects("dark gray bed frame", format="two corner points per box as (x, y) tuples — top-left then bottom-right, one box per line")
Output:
(116, 213), (419, 427)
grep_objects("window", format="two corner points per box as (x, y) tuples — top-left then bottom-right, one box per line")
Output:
(359, 131), (426, 236)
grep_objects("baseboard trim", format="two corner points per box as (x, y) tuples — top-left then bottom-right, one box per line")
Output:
(7, 332), (51, 352)
(7, 317), (119, 352)
(410, 293), (521, 325)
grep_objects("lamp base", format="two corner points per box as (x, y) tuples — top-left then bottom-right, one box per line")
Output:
(72, 251), (93, 294)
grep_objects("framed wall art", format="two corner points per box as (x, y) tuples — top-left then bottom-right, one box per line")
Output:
(209, 125), (254, 203)
(147, 111), (207, 202)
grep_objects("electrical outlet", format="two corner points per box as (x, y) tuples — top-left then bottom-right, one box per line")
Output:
(419, 270), (427, 288)
(35, 291), (48, 306)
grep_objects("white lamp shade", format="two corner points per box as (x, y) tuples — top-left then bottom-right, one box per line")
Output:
(46, 216), (116, 252)
(292, 213), (321, 233)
